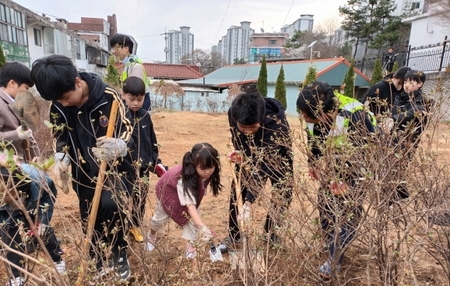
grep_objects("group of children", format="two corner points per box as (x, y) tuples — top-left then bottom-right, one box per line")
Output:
(0, 42), (429, 285)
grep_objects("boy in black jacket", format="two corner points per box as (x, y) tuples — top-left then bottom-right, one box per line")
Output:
(219, 87), (293, 252)
(121, 76), (166, 243)
(30, 55), (134, 282)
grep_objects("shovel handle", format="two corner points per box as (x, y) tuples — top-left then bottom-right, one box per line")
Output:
(76, 100), (119, 285)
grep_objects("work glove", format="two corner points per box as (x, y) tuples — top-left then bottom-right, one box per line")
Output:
(197, 225), (215, 242)
(329, 180), (348, 196)
(380, 118), (394, 134)
(53, 152), (71, 194)
(16, 125), (33, 140)
(228, 150), (243, 164)
(238, 202), (252, 222)
(92, 136), (127, 161)
(154, 163), (168, 178)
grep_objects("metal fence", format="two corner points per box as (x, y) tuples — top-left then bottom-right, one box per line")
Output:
(355, 36), (450, 77)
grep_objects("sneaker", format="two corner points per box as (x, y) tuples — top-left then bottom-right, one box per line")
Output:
(54, 260), (66, 274)
(145, 233), (156, 252)
(129, 227), (144, 243)
(185, 242), (197, 259)
(89, 260), (113, 284)
(429, 213), (450, 226)
(6, 277), (24, 286)
(113, 248), (131, 281)
(217, 236), (240, 253)
(318, 259), (341, 280)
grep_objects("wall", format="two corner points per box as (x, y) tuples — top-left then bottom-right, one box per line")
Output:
(408, 15), (448, 48)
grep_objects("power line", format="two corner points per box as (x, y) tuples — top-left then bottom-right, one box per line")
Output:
(282, 0), (296, 27)
(130, 0), (141, 34)
(212, 0), (232, 46)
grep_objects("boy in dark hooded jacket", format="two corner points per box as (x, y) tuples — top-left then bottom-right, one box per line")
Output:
(219, 87), (293, 252)
(30, 55), (134, 282)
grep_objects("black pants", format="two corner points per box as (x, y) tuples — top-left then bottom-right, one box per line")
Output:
(227, 175), (293, 241)
(76, 181), (129, 255)
(0, 211), (62, 278)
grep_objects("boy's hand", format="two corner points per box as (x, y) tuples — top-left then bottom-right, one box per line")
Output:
(228, 150), (243, 164)
(16, 125), (33, 140)
(92, 137), (127, 161)
(329, 181), (348, 196)
(238, 201), (252, 222)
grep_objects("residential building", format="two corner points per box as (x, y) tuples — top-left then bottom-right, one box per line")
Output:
(164, 26), (194, 64)
(248, 32), (289, 63)
(280, 14), (314, 39)
(216, 21), (254, 65)
(1, 0), (108, 76)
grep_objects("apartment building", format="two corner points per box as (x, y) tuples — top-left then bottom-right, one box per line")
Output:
(164, 26), (194, 64)
(216, 21), (254, 65)
(280, 14), (314, 39)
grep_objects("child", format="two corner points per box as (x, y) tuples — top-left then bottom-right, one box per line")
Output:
(361, 66), (411, 116)
(297, 81), (376, 280)
(0, 160), (65, 285)
(121, 76), (167, 243)
(30, 55), (134, 281)
(382, 70), (429, 202)
(219, 86), (293, 252)
(0, 62), (39, 162)
(110, 33), (151, 111)
(145, 142), (222, 259)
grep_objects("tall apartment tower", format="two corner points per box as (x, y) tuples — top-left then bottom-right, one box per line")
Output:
(216, 21), (254, 65)
(165, 26), (194, 64)
(281, 14), (314, 38)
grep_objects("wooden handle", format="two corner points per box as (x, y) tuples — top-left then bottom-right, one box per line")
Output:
(76, 100), (119, 285)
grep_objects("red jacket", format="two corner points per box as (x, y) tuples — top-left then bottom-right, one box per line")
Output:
(156, 165), (208, 226)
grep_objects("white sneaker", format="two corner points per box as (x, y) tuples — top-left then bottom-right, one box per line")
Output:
(54, 260), (66, 274)
(6, 277), (24, 286)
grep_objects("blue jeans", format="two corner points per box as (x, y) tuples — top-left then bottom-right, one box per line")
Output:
(20, 164), (57, 225)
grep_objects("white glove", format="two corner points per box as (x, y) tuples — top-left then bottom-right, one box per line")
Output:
(380, 118), (394, 134)
(92, 136), (127, 161)
(16, 126), (32, 140)
(238, 202), (252, 222)
(53, 152), (71, 194)
(197, 225), (215, 242)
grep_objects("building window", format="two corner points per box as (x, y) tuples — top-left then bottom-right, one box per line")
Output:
(34, 28), (42, 46)
(269, 40), (277, 45)
(410, 2), (420, 9)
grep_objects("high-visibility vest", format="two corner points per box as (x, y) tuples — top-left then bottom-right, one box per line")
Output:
(307, 92), (376, 151)
(120, 55), (150, 89)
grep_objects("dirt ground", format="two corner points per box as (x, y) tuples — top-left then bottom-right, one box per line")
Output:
(4, 109), (450, 285)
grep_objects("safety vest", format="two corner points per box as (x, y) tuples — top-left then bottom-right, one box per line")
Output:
(120, 55), (150, 89)
(307, 92), (376, 151)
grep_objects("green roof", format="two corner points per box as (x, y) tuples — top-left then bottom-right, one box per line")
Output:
(178, 57), (370, 88)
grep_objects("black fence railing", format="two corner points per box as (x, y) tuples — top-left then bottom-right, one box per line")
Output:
(355, 36), (450, 78)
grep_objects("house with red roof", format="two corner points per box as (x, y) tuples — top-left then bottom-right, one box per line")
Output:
(142, 63), (203, 81)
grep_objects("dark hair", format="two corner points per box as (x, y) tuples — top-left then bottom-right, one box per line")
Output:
(404, 70), (426, 85)
(297, 80), (336, 119)
(0, 62), (34, 88)
(393, 66), (411, 82)
(230, 88), (265, 125)
(30, 55), (78, 101)
(181, 142), (222, 200)
(110, 33), (135, 54)
(123, 76), (145, 96)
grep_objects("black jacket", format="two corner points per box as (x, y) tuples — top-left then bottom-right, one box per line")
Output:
(228, 97), (293, 203)
(51, 72), (134, 192)
(362, 79), (402, 115)
(391, 89), (429, 148)
(126, 107), (160, 177)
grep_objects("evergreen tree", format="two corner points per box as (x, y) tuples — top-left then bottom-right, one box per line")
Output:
(302, 64), (317, 88)
(256, 55), (268, 97)
(274, 65), (287, 109)
(371, 59), (383, 85)
(0, 45), (6, 68)
(339, 0), (369, 59)
(104, 55), (121, 89)
(392, 61), (399, 73)
(343, 60), (356, 98)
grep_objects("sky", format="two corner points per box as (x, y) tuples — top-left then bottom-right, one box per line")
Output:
(14, 0), (348, 62)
